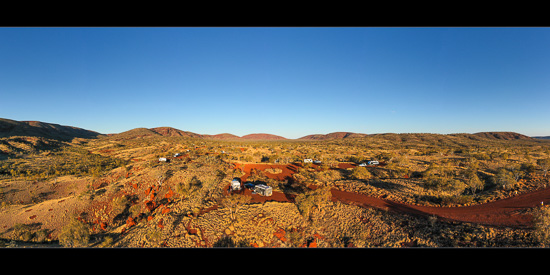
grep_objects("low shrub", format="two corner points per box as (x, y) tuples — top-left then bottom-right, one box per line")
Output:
(58, 218), (90, 247)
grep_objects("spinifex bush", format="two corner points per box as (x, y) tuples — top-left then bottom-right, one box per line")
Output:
(58, 218), (90, 247)
(350, 166), (372, 180)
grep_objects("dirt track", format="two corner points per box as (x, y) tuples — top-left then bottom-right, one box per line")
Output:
(234, 162), (550, 228)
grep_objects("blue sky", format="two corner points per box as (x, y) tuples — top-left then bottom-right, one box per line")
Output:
(1, 27), (549, 139)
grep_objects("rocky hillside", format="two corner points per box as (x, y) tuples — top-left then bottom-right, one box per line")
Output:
(150, 127), (203, 138)
(299, 132), (368, 140)
(203, 133), (241, 140)
(0, 118), (102, 141)
(106, 127), (203, 140)
(473, 132), (533, 140)
(204, 133), (287, 140)
(240, 133), (287, 140)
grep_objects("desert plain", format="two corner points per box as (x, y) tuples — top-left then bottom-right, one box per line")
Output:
(2, 118), (550, 248)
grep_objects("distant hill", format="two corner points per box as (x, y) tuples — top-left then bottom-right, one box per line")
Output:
(203, 133), (287, 140)
(108, 127), (288, 141)
(0, 118), (102, 141)
(2, 118), (538, 144)
(107, 127), (203, 140)
(150, 127), (203, 138)
(299, 132), (368, 140)
(298, 131), (537, 143)
(472, 132), (533, 140)
(108, 128), (160, 140)
(240, 133), (287, 140)
(203, 133), (241, 140)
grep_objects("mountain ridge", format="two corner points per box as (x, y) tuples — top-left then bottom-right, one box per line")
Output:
(0, 118), (542, 142)
(0, 118), (102, 141)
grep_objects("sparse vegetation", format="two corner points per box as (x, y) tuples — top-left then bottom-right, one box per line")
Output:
(58, 218), (90, 247)
(2, 128), (550, 247)
(534, 206), (550, 247)
(294, 186), (331, 220)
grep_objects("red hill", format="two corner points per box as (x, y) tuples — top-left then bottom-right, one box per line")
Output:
(240, 133), (287, 140)
(0, 118), (102, 141)
(473, 132), (533, 141)
(150, 127), (202, 138)
(204, 133), (241, 140)
(299, 132), (367, 140)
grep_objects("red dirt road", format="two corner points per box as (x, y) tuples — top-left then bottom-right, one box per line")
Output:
(233, 163), (549, 228)
(329, 188), (545, 228)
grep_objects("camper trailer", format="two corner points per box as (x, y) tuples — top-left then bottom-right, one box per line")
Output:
(254, 184), (272, 196)
(231, 178), (242, 191)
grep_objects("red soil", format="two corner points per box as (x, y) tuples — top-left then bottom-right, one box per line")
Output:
(158, 218), (164, 229)
(237, 163), (299, 182)
(233, 162), (549, 228)
(274, 228), (287, 242)
(126, 217), (136, 228)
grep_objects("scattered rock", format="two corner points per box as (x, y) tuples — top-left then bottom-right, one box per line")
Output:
(158, 218), (164, 229)
(274, 228), (286, 242)
(126, 217), (136, 228)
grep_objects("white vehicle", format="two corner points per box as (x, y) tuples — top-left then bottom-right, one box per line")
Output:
(359, 163), (367, 167)
(159, 157), (169, 162)
(367, 160), (379, 165)
(254, 184), (273, 196)
(303, 159), (313, 163)
(231, 178), (242, 191)
(313, 160), (322, 164)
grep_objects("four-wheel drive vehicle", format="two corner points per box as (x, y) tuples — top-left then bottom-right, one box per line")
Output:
(368, 160), (379, 165)
(359, 163), (367, 167)
(254, 184), (273, 196)
(231, 178), (242, 191)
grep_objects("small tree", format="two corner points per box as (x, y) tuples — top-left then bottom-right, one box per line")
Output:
(294, 186), (331, 220)
(350, 166), (372, 180)
(466, 172), (484, 195)
(176, 176), (202, 199)
(58, 218), (90, 248)
(507, 164), (525, 182)
(221, 194), (251, 221)
(494, 168), (516, 190)
(537, 158), (550, 177)
(534, 206), (550, 247)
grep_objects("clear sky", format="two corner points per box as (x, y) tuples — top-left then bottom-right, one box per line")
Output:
(1, 27), (549, 139)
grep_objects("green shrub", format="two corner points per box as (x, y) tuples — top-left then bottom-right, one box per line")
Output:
(294, 186), (331, 219)
(534, 206), (550, 246)
(58, 218), (90, 247)
(493, 168), (517, 190)
(350, 166), (372, 180)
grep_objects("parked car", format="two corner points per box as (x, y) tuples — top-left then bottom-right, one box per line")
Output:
(359, 163), (367, 167)
(244, 182), (256, 190)
(231, 178), (242, 191)
(313, 160), (322, 164)
(254, 184), (273, 196)
(368, 160), (379, 165)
